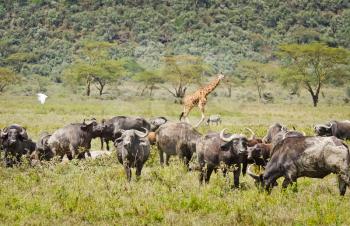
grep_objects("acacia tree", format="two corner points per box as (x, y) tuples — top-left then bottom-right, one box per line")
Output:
(63, 63), (102, 96)
(64, 41), (125, 96)
(0, 67), (19, 93)
(133, 70), (162, 96)
(94, 60), (126, 95)
(237, 61), (278, 100)
(161, 55), (210, 98)
(278, 42), (349, 107)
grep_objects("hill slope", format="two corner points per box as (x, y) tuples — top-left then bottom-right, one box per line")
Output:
(0, 0), (349, 78)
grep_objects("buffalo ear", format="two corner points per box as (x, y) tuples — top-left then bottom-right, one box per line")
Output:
(80, 124), (88, 131)
(114, 137), (123, 146)
(114, 129), (125, 138)
(220, 142), (231, 151)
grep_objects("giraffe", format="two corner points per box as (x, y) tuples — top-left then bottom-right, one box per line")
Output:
(179, 73), (225, 128)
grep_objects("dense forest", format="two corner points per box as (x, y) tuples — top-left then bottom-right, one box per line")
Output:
(0, 0), (349, 105)
(0, 0), (349, 76)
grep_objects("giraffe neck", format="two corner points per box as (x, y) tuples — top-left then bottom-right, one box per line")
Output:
(202, 78), (221, 96)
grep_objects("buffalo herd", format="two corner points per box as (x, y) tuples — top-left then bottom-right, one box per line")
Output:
(1, 117), (350, 195)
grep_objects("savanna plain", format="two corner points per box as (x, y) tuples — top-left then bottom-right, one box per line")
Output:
(0, 85), (350, 226)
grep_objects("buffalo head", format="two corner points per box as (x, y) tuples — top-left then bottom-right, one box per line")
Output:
(219, 129), (248, 154)
(262, 123), (288, 143)
(314, 123), (333, 136)
(114, 128), (149, 149)
(82, 118), (105, 138)
(1, 125), (27, 146)
(247, 143), (272, 166)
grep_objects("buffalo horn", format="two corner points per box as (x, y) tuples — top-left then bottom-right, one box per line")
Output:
(135, 127), (149, 138)
(0, 129), (7, 138)
(247, 164), (261, 181)
(245, 127), (256, 139)
(19, 127), (26, 137)
(219, 129), (242, 142)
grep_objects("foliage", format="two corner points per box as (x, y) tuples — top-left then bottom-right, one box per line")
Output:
(277, 42), (350, 107)
(0, 1), (349, 79)
(0, 67), (19, 93)
(237, 61), (279, 100)
(161, 55), (211, 98)
(133, 70), (162, 96)
(64, 41), (125, 96)
(94, 59), (127, 95)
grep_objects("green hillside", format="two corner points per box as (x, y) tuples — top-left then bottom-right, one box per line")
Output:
(1, 0), (349, 79)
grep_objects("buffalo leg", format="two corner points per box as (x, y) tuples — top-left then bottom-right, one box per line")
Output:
(198, 155), (205, 184)
(205, 166), (214, 183)
(222, 168), (227, 177)
(165, 154), (170, 166)
(4, 152), (13, 167)
(100, 137), (104, 150)
(123, 161), (131, 182)
(77, 152), (86, 159)
(281, 178), (292, 189)
(159, 150), (164, 166)
(136, 163), (143, 180)
(105, 140), (110, 151)
(66, 153), (73, 160)
(338, 175), (347, 196)
(241, 159), (248, 176)
(233, 165), (241, 188)
(199, 169), (204, 184)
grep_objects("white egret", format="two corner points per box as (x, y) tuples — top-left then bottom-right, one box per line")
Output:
(37, 93), (48, 104)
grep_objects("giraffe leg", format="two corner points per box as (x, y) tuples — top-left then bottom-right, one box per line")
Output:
(180, 106), (191, 123)
(194, 99), (206, 128)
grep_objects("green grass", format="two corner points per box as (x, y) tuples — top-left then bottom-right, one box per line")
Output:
(0, 92), (350, 225)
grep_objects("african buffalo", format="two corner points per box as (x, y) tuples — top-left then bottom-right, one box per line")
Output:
(247, 143), (272, 167)
(0, 124), (30, 167)
(156, 122), (201, 168)
(315, 120), (350, 140)
(114, 128), (150, 181)
(32, 132), (53, 160)
(196, 129), (248, 187)
(100, 116), (151, 151)
(248, 136), (350, 195)
(263, 123), (304, 146)
(47, 118), (103, 160)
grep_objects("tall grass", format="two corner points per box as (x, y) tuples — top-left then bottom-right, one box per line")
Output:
(0, 93), (349, 225)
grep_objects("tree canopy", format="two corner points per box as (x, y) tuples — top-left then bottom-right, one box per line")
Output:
(278, 42), (350, 106)
(1, 1), (349, 79)
(161, 55), (211, 99)
(0, 67), (19, 93)
(237, 61), (278, 101)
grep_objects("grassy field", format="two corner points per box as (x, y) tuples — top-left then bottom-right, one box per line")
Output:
(0, 91), (350, 225)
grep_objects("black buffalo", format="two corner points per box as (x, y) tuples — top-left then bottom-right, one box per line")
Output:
(315, 120), (350, 140)
(263, 123), (305, 147)
(0, 124), (31, 167)
(114, 128), (150, 181)
(156, 122), (201, 168)
(32, 132), (53, 160)
(196, 129), (248, 187)
(100, 116), (151, 151)
(248, 136), (350, 195)
(47, 119), (103, 160)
